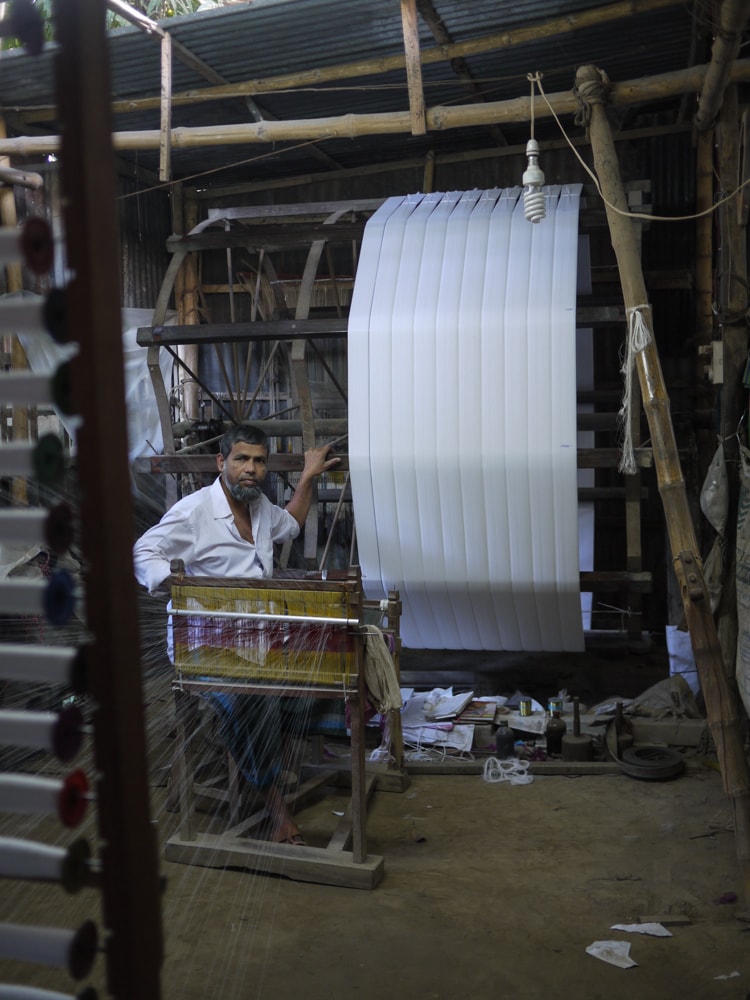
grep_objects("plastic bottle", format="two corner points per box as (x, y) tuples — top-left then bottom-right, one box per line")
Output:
(494, 719), (515, 758)
(545, 710), (567, 756)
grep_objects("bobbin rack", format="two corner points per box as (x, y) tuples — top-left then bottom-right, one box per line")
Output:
(0, 3), (162, 999)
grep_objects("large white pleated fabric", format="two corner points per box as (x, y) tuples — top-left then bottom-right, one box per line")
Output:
(349, 187), (585, 651)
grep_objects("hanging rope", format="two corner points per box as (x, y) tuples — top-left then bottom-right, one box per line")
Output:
(618, 304), (652, 475)
(527, 72), (537, 138)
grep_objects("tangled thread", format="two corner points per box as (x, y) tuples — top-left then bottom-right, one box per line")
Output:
(482, 757), (534, 785)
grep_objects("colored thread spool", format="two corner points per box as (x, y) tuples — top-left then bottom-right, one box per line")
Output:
(0, 836), (90, 893)
(0, 769), (89, 827)
(33, 434), (66, 485)
(0, 984), (97, 1000)
(43, 570), (77, 627)
(0, 644), (87, 694)
(0, 503), (73, 554)
(0, 704), (84, 763)
(0, 919), (98, 980)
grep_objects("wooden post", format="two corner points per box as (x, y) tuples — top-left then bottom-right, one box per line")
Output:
(179, 188), (200, 421)
(54, 0), (164, 993)
(715, 87), (747, 678)
(575, 64), (750, 913)
(0, 116), (29, 505)
(400, 0), (426, 136)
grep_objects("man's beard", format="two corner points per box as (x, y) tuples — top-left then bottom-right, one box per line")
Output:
(227, 480), (262, 504)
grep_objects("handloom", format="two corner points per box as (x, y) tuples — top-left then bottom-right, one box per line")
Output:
(165, 566), (402, 890)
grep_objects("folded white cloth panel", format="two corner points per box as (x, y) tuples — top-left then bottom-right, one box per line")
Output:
(349, 187), (585, 651)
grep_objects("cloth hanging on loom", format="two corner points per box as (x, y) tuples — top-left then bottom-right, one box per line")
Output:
(361, 625), (403, 713)
(348, 187), (585, 652)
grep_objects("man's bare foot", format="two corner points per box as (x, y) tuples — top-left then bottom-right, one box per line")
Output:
(265, 784), (305, 845)
(271, 824), (306, 846)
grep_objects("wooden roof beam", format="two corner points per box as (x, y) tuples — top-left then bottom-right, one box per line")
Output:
(104, 0), (342, 169)
(694, 0), (750, 130)
(3, 59), (749, 158)
(416, 0), (508, 147)
(18, 0), (686, 124)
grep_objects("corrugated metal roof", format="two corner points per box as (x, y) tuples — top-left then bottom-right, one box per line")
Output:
(0, 0), (710, 188)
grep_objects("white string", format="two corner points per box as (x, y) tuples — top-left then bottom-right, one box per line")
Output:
(618, 304), (652, 476)
(530, 71), (750, 225)
(482, 756), (534, 785)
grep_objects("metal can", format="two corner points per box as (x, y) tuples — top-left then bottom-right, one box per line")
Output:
(548, 697), (564, 716)
(519, 697), (532, 717)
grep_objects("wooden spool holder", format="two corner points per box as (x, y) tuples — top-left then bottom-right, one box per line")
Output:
(163, 567), (403, 889)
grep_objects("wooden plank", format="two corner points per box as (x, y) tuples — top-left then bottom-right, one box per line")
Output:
(629, 718), (708, 746)
(578, 487), (649, 501)
(164, 833), (384, 889)
(578, 447), (653, 468)
(166, 223), (366, 253)
(137, 318), (349, 347)
(403, 758), (622, 775)
(134, 450), (647, 475)
(580, 570), (652, 592)
(401, 0), (426, 135)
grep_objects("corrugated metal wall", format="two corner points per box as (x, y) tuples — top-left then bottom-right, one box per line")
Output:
(116, 174), (172, 310)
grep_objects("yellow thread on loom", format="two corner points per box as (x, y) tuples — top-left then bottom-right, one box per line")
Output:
(172, 583), (356, 685)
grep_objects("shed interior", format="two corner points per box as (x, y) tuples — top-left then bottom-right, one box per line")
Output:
(1, 2), (750, 998)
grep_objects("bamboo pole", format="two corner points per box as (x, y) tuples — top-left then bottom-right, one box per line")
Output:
(694, 0), (750, 131)
(5, 60), (750, 159)
(400, 0), (426, 136)
(575, 63), (750, 914)
(159, 32), (172, 183)
(19, 0), (682, 122)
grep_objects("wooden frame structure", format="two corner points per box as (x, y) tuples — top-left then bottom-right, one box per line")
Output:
(163, 567), (399, 890)
(134, 194), (660, 638)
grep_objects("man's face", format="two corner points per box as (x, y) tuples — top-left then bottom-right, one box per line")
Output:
(217, 441), (268, 504)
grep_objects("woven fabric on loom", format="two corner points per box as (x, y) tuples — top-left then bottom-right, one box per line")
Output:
(171, 584), (358, 685)
(349, 186), (586, 652)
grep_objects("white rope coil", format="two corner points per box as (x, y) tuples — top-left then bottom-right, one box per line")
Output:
(618, 304), (652, 476)
(482, 756), (534, 785)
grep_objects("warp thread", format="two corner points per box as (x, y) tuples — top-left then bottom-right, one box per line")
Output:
(618, 304), (652, 476)
(361, 624), (403, 714)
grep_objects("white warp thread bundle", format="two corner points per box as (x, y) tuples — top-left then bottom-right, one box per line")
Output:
(349, 187), (586, 652)
(361, 625), (403, 713)
(482, 757), (534, 785)
(618, 304), (652, 476)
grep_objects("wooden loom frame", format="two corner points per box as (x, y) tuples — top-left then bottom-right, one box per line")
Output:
(163, 567), (395, 890)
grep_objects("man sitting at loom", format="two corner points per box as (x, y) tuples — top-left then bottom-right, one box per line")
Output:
(133, 423), (340, 846)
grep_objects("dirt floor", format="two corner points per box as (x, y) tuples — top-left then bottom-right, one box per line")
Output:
(2, 647), (750, 1000)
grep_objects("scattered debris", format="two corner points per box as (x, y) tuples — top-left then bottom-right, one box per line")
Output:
(611, 922), (672, 937)
(586, 940), (637, 969)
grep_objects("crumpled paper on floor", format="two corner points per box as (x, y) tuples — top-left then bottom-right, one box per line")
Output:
(611, 922), (672, 937)
(586, 940), (638, 969)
